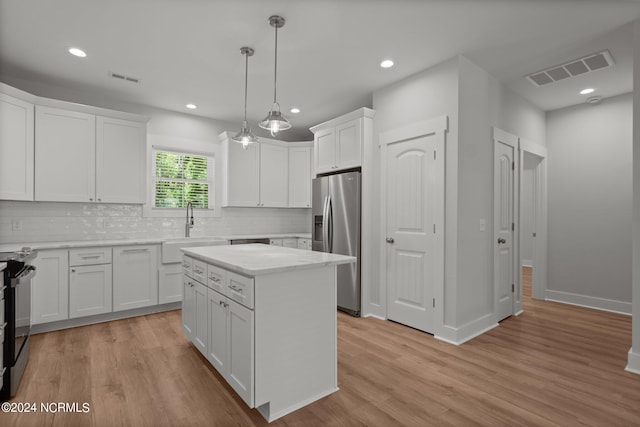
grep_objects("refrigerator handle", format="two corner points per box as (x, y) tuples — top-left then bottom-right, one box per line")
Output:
(328, 196), (333, 253)
(322, 195), (329, 252)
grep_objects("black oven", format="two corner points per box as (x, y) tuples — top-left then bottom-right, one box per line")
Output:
(1, 248), (37, 400)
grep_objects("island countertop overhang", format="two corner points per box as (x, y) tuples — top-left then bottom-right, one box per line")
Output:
(181, 243), (356, 276)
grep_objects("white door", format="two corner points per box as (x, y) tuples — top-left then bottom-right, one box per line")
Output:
(381, 116), (446, 334)
(193, 282), (208, 356)
(314, 127), (336, 173)
(227, 299), (254, 407)
(207, 288), (228, 374)
(0, 93), (34, 201)
(31, 249), (69, 324)
(288, 146), (312, 208)
(259, 143), (288, 207)
(335, 119), (361, 170)
(182, 277), (196, 338)
(69, 264), (113, 318)
(494, 129), (517, 321)
(113, 245), (159, 311)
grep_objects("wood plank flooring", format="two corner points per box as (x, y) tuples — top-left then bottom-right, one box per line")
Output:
(3, 277), (639, 426)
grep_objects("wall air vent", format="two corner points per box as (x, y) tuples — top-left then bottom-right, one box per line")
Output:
(109, 71), (141, 84)
(526, 50), (614, 87)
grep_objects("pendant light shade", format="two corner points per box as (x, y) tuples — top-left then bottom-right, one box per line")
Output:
(232, 46), (258, 149)
(259, 15), (291, 137)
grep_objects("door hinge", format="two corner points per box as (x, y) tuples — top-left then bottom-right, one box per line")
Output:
(512, 284), (515, 292)
(512, 222), (514, 231)
(434, 150), (437, 160)
(433, 298), (435, 308)
(512, 161), (515, 170)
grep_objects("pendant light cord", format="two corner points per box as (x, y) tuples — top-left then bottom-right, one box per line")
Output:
(244, 51), (249, 121)
(273, 24), (278, 105)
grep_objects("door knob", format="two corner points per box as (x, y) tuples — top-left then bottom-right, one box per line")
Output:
(386, 237), (394, 244)
(497, 238), (506, 244)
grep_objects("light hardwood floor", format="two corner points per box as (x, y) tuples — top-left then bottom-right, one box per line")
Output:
(3, 276), (639, 426)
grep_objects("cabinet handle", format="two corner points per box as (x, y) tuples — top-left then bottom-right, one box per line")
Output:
(229, 284), (244, 294)
(71, 269), (76, 273)
(98, 198), (102, 202)
(81, 255), (101, 259)
(122, 248), (150, 253)
(210, 277), (221, 283)
(89, 198), (93, 201)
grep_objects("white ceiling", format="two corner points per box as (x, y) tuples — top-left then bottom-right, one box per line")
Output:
(1, 0), (639, 140)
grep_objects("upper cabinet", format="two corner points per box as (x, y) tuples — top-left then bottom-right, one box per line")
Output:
(219, 132), (312, 208)
(310, 107), (375, 175)
(0, 92), (34, 201)
(35, 106), (147, 203)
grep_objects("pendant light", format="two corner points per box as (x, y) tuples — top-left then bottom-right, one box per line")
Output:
(259, 15), (291, 137)
(232, 46), (258, 149)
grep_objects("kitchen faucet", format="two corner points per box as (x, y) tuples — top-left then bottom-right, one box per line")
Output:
(185, 201), (194, 237)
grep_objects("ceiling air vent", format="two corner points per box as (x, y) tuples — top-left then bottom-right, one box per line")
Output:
(526, 50), (614, 87)
(109, 71), (141, 84)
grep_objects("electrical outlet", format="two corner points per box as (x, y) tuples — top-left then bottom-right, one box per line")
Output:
(479, 219), (486, 232)
(12, 219), (23, 231)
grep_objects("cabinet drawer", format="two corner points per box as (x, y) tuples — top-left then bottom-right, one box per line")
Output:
(297, 239), (310, 250)
(282, 238), (297, 248)
(207, 264), (226, 294)
(226, 271), (254, 309)
(69, 247), (112, 266)
(192, 260), (207, 284)
(182, 256), (193, 277)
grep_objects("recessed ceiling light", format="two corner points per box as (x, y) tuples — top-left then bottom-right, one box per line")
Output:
(580, 88), (595, 95)
(380, 59), (394, 69)
(68, 47), (87, 58)
(290, 107), (300, 114)
(186, 104), (197, 109)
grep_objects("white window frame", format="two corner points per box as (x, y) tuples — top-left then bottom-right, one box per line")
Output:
(152, 148), (213, 209)
(143, 134), (222, 218)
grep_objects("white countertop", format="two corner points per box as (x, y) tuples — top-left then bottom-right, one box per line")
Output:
(0, 233), (311, 253)
(182, 244), (354, 276)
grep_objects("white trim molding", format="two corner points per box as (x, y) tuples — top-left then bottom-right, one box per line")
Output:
(626, 349), (640, 375)
(435, 313), (498, 346)
(545, 290), (632, 315)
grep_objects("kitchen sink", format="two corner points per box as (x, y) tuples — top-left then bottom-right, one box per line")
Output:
(161, 237), (228, 263)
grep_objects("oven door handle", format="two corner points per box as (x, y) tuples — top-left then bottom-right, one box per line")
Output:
(11, 265), (36, 287)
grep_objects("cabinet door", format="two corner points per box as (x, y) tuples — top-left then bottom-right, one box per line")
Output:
(227, 299), (254, 407)
(0, 93), (34, 201)
(207, 288), (228, 374)
(282, 238), (298, 248)
(159, 264), (182, 303)
(182, 277), (196, 338)
(69, 264), (113, 318)
(314, 127), (336, 174)
(96, 116), (146, 203)
(225, 140), (260, 206)
(335, 118), (361, 169)
(35, 106), (96, 202)
(32, 249), (69, 324)
(259, 143), (288, 207)
(113, 245), (159, 311)
(269, 239), (283, 246)
(288, 146), (311, 207)
(193, 282), (208, 356)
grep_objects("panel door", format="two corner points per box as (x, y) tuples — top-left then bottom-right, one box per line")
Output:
(383, 122), (444, 334)
(69, 264), (113, 318)
(288, 146), (312, 207)
(182, 277), (196, 338)
(31, 249), (69, 324)
(193, 282), (208, 356)
(113, 245), (159, 311)
(96, 116), (146, 203)
(335, 119), (361, 170)
(35, 106), (96, 202)
(314, 127), (336, 173)
(0, 93), (34, 201)
(207, 288), (228, 374)
(227, 299), (254, 407)
(259, 143), (288, 207)
(226, 140), (260, 206)
(494, 140), (515, 321)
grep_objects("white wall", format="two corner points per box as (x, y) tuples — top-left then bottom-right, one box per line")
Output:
(546, 93), (633, 313)
(0, 79), (311, 244)
(627, 20), (640, 374)
(521, 159), (536, 265)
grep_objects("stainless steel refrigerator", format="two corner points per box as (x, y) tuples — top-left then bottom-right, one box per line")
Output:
(312, 171), (361, 316)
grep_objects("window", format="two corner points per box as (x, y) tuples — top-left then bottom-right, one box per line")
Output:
(153, 150), (212, 209)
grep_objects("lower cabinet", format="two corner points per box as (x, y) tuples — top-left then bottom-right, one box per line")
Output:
(69, 264), (112, 318)
(113, 245), (159, 311)
(159, 263), (183, 303)
(182, 276), (207, 356)
(207, 287), (254, 406)
(32, 249), (69, 324)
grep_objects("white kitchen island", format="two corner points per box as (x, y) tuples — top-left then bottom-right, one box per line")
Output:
(180, 244), (355, 422)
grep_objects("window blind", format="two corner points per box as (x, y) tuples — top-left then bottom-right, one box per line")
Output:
(154, 151), (209, 208)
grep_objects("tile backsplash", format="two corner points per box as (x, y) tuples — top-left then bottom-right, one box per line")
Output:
(0, 201), (311, 244)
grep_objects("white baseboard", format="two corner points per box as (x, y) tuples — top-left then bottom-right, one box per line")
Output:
(626, 349), (640, 375)
(362, 303), (385, 320)
(545, 290), (631, 315)
(362, 313), (386, 321)
(435, 313), (498, 345)
(521, 260), (533, 268)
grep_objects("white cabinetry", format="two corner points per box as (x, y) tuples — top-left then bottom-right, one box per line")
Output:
(259, 143), (289, 207)
(113, 245), (159, 311)
(159, 264), (183, 303)
(69, 247), (113, 318)
(0, 92), (34, 201)
(310, 107), (375, 175)
(34, 105), (146, 203)
(288, 146), (312, 207)
(32, 249), (69, 324)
